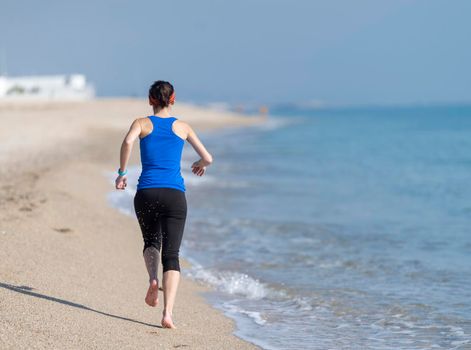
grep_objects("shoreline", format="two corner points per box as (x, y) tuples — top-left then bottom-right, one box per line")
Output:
(0, 99), (265, 349)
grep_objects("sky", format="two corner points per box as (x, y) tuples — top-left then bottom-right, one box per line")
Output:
(0, 0), (470, 106)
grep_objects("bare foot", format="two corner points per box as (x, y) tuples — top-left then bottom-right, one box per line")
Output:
(161, 311), (176, 329)
(145, 279), (159, 307)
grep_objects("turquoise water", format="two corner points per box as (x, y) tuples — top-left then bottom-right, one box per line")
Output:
(109, 105), (471, 349)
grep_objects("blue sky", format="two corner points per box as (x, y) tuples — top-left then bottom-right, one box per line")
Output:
(0, 0), (470, 106)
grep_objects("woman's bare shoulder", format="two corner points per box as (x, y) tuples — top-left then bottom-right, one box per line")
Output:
(174, 118), (193, 131)
(136, 116), (151, 123)
(174, 117), (187, 124)
(134, 116), (152, 137)
(171, 118), (190, 140)
(135, 116), (153, 126)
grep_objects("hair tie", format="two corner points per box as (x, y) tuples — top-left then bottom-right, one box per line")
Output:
(169, 92), (176, 105)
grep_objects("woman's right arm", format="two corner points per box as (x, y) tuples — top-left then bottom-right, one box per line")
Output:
(186, 124), (213, 176)
(115, 119), (142, 189)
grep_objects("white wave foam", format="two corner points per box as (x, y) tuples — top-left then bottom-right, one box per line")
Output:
(254, 117), (295, 131)
(182, 256), (317, 314)
(222, 302), (267, 326)
(181, 167), (251, 189)
(181, 170), (217, 186)
(451, 339), (470, 348)
(187, 265), (271, 300)
(318, 260), (343, 269)
(292, 296), (314, 312)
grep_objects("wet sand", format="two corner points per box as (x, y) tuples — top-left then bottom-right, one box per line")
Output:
(0, 99), (265, 349)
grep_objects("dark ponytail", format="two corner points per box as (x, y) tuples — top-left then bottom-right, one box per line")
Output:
(149, 80), (174, 108)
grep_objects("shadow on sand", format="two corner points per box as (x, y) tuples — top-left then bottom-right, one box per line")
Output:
(0, 281), (161, 328)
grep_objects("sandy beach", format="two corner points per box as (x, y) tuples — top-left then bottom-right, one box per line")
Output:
(0, 99), (265, 349)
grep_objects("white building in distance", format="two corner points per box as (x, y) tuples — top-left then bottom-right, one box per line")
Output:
(0, 74), (95, 101)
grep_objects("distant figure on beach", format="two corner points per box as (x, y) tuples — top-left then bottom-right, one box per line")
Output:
(259, 105), (269, 120)
(115, 80), (213, 328)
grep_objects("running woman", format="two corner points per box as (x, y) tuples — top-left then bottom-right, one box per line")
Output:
(115, 80), (213, 328)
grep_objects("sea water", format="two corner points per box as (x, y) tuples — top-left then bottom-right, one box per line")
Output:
(108, 105), (471, 349)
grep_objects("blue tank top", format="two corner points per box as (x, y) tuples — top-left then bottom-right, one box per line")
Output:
(136, 116), (186, 192)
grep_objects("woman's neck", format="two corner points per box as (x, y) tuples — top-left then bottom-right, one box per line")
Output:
(152, 106), (171, 117)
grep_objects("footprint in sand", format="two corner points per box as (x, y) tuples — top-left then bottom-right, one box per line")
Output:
(19, 206), (33, 212)
(54, 227), (73, 234)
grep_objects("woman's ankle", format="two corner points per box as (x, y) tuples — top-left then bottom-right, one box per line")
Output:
(163, 309), (173, 317)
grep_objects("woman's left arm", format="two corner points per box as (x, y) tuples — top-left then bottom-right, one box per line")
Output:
(116, 119), (142, 190)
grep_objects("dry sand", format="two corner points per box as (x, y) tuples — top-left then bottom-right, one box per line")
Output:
(0, 99), (265, 349)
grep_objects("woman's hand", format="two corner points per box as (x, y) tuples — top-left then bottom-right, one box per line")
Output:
(186, 124), (213, 176)
(191, 159), (207, 177)
(115, 175), (128, 190)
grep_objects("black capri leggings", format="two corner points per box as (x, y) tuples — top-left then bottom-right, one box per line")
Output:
(133, 188), (187, 272)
